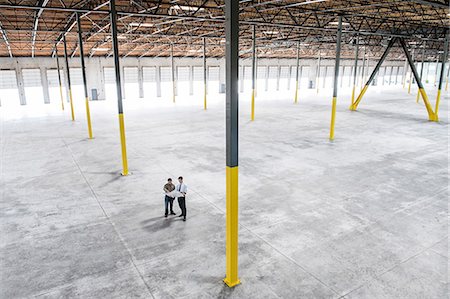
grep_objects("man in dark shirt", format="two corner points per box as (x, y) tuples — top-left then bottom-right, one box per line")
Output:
(176, 176), (187, 221)
(163, 178), (176, 217)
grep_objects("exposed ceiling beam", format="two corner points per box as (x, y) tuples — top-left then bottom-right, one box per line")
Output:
(31, 0), (50, 57)
(0, 20), (12, 57)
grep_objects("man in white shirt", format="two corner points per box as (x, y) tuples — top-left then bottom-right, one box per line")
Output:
(176, 176), (187, 221)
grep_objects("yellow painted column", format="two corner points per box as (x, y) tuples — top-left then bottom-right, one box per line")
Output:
(204, 82), (207, 110)
(329, 97), (337, 140)
(224, 0), (240, 287)
(85, 97), (93, 139)
(350, 85), (356, 106)
(59, 84), (65, 111)
(418, 88), (437, 121)
(435, 89), (441, 120)
(251, 88), (255, 121)
(68, 88), (75, 121)
(224, 166), (240, 287)
(294, 80), (299, 104)
(118, 113), (129, 175)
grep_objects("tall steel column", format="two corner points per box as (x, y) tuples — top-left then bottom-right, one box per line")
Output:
(315, 51), (321, 94)
(203, 37), (207, 110)
(251, 25), (256, 120)
(294, 41), (300, 104)
(434, 34), (448, 120)
(77, 12), (93, 139)
(110, 0), (129, 175)
(224, 0), (240, 288)
(351, 34), (360, 106)
(329, 16), (342, 141)
(416, 44), (426, 103)
(171, 44), (176, 103)
(350, 37), (397, 111)
(63, 35), (75, 121)
(55, 47), (65, 111)
(399, 38), (437, 121)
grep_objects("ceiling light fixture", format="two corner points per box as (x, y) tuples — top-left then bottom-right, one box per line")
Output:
(329, 21), (350, 26)
(92, 47), (109, 51)
(129, 22), (154, 27)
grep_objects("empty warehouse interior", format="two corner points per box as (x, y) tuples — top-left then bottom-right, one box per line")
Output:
(0, 0), (449, 298)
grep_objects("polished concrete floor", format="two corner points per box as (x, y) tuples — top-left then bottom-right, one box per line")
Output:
(1, 86), (448, 298)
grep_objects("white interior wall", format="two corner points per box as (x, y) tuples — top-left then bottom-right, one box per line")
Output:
(0, 56), (406, 105)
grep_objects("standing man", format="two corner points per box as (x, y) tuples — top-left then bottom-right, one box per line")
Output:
(176, 176), (187, 221)
(163, 178), (176, 217)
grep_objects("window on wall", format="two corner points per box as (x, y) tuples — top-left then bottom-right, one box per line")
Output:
(124, 67), (139, 99)
(208, 66), (220, 94)
(143, 67), (157, 98)
(47, 69), (65, 105)
(22, 69), (44, 106)
(103, 67), (116, 101)
(160, 66), (172, 99)
(0, 70), (20, 108)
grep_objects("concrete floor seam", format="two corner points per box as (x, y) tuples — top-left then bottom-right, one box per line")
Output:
(60, 136), (157, 299)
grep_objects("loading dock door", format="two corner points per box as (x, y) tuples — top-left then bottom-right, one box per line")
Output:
(22, 69), (44, 105)
(143, 67), (157, 98)
(0, 70), (19, 107)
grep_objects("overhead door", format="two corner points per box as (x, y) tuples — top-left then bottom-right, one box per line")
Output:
(243, 66), (252, 92)
(104, 67), (116, 100)
(177, 66), (190, 97)
(124, 67), (138, 99)
(47, 69), (65, 104)
(143, 66), (157, 98)
(208, 66), (220, 94)
(22, 68), (44, 105)
(268, 66), (278, 91)
(160, 67), (172, 99)
(193, 66), (203, 95)
(257, 66), (267, 92)
(0, 70), (19, 107)
(279, 66), (289, 91)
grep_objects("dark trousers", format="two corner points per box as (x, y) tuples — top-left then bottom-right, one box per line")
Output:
(178, 197), (186, 218)
(165, 196), (174, 215)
